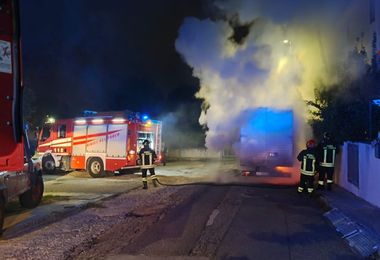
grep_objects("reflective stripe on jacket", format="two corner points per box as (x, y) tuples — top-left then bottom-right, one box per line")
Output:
(297, 148), (316, 176)
(319, 144), (336, 167)
(139, 147), (157, 169)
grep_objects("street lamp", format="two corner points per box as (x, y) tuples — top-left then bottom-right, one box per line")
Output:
(282, 39), (292, 54)
(46, 116), (55, 124)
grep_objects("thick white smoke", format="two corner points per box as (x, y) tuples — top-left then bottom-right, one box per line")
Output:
(176, 0), (371, 151)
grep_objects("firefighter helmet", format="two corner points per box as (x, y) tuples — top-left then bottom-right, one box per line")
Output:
(142, 139), (150, 146)
(306, 139), (316, 148)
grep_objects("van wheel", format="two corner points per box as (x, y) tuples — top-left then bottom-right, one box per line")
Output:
(42, 155), (55, 174)
(19, 174), (44, 209)
(87, 158), (105, 178)
(0, 196), (5, 235)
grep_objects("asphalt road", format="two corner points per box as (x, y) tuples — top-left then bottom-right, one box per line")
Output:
(84, 185), (359, 259)
(1, 162), (360, 259)
(215, 187), (358, 260)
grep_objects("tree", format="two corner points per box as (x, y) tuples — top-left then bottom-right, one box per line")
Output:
(308, 71), (380, 144)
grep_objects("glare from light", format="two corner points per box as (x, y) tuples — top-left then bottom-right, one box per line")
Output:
(112, 118), (126, 123)
(92, 119), (104, 124)
(283, 39), (290, 44)
(46, 117), (56, 124)
(142, 114), (149, 120)
(276, 57), (288, 73)
(75, 119), (86, 124)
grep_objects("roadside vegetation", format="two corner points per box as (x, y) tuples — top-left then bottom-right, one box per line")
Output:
(308, 44), (380, 143)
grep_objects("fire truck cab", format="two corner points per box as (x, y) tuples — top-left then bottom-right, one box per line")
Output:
(35, 111), (162, 177)
(0, 0), (44, 234)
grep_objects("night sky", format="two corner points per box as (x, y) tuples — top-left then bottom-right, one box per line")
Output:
(20, 0), (207, 121)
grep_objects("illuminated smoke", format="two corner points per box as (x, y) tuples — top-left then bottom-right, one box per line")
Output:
(176, 0), (370, 154)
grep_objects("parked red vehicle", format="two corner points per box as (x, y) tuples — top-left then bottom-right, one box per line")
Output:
(35, 111), (163, 177)
(0, 0), (44, 234)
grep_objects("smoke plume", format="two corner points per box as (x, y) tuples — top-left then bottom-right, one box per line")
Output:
(176, 0), (370, 151)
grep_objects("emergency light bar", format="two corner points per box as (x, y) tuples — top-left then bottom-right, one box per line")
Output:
(75, 119), (86, 124)
(112, 118), (126, 123)
(92, 119), (104, 124)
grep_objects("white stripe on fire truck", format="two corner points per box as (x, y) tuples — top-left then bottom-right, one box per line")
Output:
(51, 143), (72, 148)
(53, 137), (72, 143)
(39, 138), (72, 147)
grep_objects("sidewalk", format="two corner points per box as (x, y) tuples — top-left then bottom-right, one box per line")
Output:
(320, 185), (380, 258)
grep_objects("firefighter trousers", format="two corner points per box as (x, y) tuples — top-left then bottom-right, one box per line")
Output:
(142, 168), (157, 188)
(318, 166), (334, 190)
(298, 174), (315, 194)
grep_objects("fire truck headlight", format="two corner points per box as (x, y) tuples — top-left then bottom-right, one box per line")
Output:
(129, 150), (136, 155)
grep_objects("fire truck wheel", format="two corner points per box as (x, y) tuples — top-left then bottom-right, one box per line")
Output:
(0, 196), (4, 235)
(42, 155), (56, 174)
(88, 158), (105, 178)
(19, 174), (44, 209)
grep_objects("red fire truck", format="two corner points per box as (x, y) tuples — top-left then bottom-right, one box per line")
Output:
(35, 111), (162, 177)
(1, 0), (44, 234)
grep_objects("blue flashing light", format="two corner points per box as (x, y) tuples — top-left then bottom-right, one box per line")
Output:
(142, 114), (149, 120)
(372, 99), (380, 107)
(242, 108), (293, 135)
(240, 108), (294, 167)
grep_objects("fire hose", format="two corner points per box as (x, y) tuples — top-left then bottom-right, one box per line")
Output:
(155, 178), (295, 189)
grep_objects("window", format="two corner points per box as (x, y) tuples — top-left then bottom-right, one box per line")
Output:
(41, 125), (51, 141)
(58, 125), (66, 138)
(137, 132), (154, 149)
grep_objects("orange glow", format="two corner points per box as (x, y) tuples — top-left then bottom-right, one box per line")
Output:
(275, 166), (297, 175)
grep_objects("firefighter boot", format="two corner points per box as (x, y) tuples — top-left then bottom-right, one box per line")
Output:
(142, 178), (148, 189)
(317, 181), (324, 191)
(307, 188), (314, 198)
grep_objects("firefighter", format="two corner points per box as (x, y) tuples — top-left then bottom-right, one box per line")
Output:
(316, 132), (339, 191)
(297, 139), (317, 196)
(139, 139), (158, 189)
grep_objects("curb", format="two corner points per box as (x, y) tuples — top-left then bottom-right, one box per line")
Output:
(316, 193), (380, 259)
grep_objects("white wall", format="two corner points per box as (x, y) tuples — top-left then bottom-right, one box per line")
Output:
(338, 142), (380, 208)
(168, 148), (222, 160)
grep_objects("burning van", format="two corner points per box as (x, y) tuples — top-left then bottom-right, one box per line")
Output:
(239, 108), (295, 176)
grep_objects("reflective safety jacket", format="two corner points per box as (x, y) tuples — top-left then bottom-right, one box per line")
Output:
(297, 148), (317, 176)
(317, 140), (339, 168)
(139, 147), (157, 169)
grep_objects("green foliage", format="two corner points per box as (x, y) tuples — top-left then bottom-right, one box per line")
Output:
(308, 73), (380, 144)
(307, 40), (380, 144)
